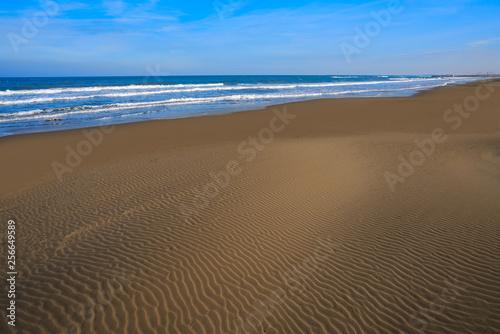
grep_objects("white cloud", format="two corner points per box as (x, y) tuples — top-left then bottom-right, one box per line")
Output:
(468, 37), (500, 47)
(102, 0), (128, 16)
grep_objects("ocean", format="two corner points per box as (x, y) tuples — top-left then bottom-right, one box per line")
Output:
(0, 75), (484, 137)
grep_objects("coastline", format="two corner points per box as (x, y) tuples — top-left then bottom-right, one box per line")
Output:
(0, 75), (488, 138)
(1, 79), (499, 197)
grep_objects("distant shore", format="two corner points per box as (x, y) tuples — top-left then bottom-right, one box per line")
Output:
(431, 74), (500, 77)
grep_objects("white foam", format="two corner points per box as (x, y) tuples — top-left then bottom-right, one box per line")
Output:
(1, 78), (476, 124)
(1, 85), (438, 123)
(0, 83), (225, 96)
(0, 92), (325, 122)
(0, 78), (447, 106)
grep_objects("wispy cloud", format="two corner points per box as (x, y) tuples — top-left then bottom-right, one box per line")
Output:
(59, 2), (89, 13)
(99, 0), (180, 21)
(102, 0), (128, 16)
(468, 37), (500, 47)
(1, 0), (499, 76)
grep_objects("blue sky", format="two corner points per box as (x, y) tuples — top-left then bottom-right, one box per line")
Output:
(0, 0), (499, 76)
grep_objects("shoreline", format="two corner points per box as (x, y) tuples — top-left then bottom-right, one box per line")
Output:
(1, 79), (500, 197)
(0, 77), (490, 139)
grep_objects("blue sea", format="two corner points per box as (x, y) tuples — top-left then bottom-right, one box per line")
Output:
(0, 75), (484, 137)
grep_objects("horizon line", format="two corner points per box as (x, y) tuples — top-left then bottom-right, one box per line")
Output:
(1, 73), (500, 79)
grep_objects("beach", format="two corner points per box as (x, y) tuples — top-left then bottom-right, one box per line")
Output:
(1, 80), (500, 333)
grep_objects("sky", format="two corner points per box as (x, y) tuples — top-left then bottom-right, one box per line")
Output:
(0, 0), (499, 76)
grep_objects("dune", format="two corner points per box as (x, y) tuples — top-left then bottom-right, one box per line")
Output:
(1, 80), (500, 333)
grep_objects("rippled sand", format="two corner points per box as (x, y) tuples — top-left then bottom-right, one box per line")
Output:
(1, 80), (500, 333)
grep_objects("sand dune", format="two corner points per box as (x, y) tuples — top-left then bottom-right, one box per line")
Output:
(1, 81), (500, 333)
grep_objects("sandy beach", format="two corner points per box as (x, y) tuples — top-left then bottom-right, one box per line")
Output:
(1, 80), (500, 333)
